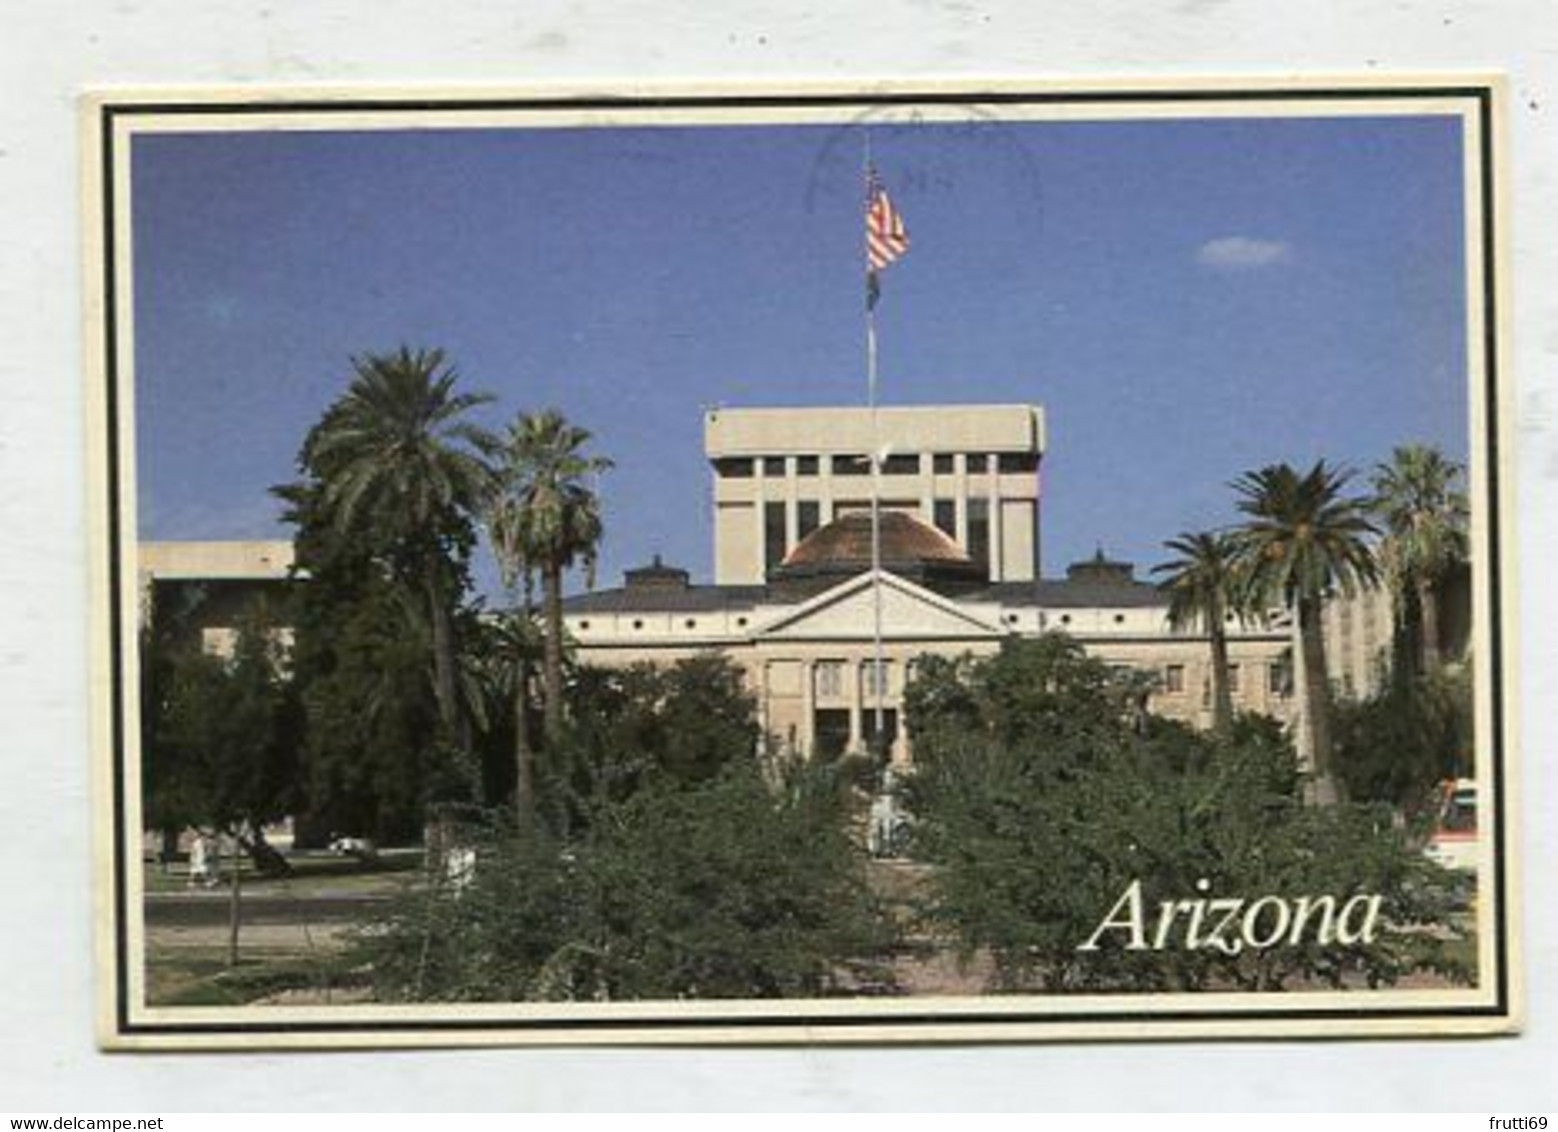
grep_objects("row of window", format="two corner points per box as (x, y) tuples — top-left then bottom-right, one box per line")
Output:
(716, 452), (1039, 479)
(815, 659), (891, 698)
(1162, 662), (1292, 699)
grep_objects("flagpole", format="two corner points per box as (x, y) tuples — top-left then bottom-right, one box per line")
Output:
(864, 137), (886, 766)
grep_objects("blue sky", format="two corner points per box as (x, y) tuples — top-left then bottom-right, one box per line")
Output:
(131, 111), (1468, 594)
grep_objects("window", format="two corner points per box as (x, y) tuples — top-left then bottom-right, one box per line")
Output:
(684, 618), (697, 629)
(932, 453), (954, 475)
(632, 619), (644, 630)
(762, 456), (786, 477)
(863, 708), (898, 756)
(797, 500), (820, 541)
(714, 457), (753, 478)
(1164, 664), (1185, 694)
(813, 708), (851, 761)
(816, 662), (844, 698)
(796, 455), (819, 476)
(933, 499), (956, 538)
(997, 452), (1039, 474)
(881, 453), (920, 476)
(967, 498), (990, 570)
(862, 659), (890, 697)
(1269, 661), (1292, 697)
(831, 454), (869, 476)
(764, 501), (786, 574)
(578, 621), (590, 631)
(1227, 664), (1241, 694)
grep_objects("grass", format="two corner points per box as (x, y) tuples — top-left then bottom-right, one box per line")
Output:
(146, 944), (366, 1007)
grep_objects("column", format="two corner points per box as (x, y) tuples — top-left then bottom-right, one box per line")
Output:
(799, 659), (815, 760)
(819, 451), (835, 524)
(918, 451), (934, 526)
(784, 456), (798, 556)
(954, 452), (969, 547)
(753, 458), (769, 581)
(988, 453), (1004, 583)
(848, 657), (864, 752)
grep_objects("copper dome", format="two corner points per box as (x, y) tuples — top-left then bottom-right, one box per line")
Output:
(772, 511), (987, 594)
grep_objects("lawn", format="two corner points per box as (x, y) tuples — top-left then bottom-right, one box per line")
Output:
(145, 944), (366, 1007)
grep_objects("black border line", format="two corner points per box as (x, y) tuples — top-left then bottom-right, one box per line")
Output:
(1476, 89), (1509, 1020)
(102, 106), (131, 1039)
(102, 82), (1509, 1041)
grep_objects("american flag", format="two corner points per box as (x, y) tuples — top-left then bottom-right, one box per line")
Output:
(865, 168), (910, 271)
(866, 168), (909, 309)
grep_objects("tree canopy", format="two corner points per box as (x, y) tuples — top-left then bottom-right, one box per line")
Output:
(1230, 461), (1379, 803)
(903, 635), (1469, 992)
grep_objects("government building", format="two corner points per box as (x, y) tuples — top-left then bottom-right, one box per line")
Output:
(137, 403), (1404, 770)
(560, 404), (1325, 767)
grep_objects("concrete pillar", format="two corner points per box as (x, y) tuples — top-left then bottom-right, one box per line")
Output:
(848, 658), (864, 752)
(753, 460), (769, 579)
(918, 452), (934, 526)
(954, 452), (969, 548)
(987, 453), (1003, 582)
(800, 659), (815, 760)
(784, 456), (798, 555)
(819, 453), (835, 524)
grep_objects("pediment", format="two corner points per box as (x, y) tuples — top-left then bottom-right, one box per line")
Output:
(755, 571), (1001, 641)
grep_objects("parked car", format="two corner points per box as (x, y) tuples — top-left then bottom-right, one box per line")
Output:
(328, 835), (378, 862)
(1423, 778), (1479, 874)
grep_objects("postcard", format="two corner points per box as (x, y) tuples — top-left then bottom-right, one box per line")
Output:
(84, 78), (1518, 1047)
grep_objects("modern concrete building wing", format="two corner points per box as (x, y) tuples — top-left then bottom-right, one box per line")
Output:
(138, 539), (295, 658)
(704, 403), (1045, 585)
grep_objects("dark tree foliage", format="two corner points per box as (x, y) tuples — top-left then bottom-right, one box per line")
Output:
(903, 634), (1139, 775)
(141, 582), (213, 841)
(1334, 666), (1473, 810)
(540, 655), (764, 834)
(360, 759), (895, 1002)
(147, 608), (302, 847)
(904, 635), (1469, 993)
(273, 352), (491, 842)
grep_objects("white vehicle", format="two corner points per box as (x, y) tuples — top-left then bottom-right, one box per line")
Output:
(328, 835), (378, 861)
(1423, 778), (1479, 874)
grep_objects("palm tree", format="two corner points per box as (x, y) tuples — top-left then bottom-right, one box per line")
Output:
(301, 347), (493, 750)
(1230, 461), (1379, 804)
(1153, 530), (1242, 737)
(487, 409), (612, 744)
(1369, 444), (1468, 673)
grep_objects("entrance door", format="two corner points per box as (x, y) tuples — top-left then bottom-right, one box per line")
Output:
(812, 708), (851, 761)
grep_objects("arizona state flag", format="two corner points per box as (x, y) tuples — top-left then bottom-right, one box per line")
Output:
(865, 168), (909, 309)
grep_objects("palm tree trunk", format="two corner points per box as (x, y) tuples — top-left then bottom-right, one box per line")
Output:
(1298, 596), (1339, 805)
(514, 653), (535, 828)
(423, 570), (468, 750)
(1417, 577), (1442, 673)
(542, 560), (565, 739)
(1209, 623), (1234, 737)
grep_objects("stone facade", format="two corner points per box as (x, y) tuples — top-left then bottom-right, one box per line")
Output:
(569, 403), (1299, 765)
